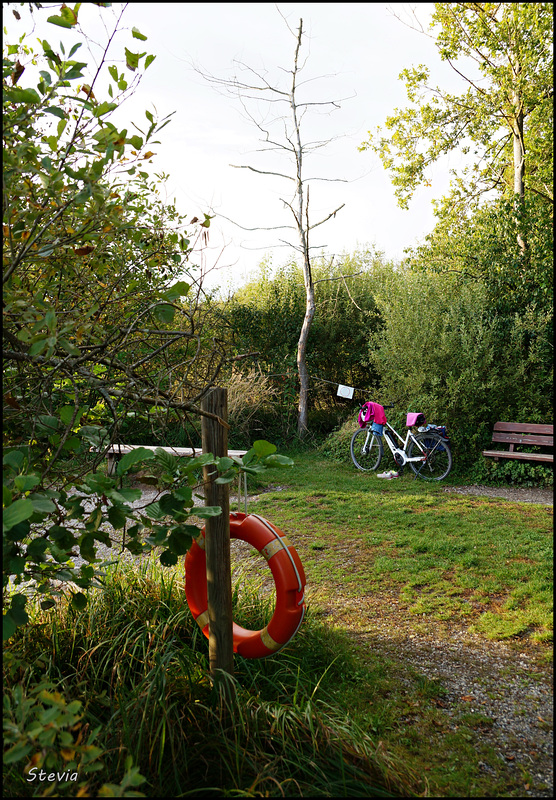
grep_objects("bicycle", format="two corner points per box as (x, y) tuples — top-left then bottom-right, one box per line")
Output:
(350, 403), (453, 481)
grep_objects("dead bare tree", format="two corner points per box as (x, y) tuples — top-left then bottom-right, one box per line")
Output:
(194, 15), (348, 437)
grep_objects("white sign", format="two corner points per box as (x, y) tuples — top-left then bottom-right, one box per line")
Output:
(337, 384), (354, 399)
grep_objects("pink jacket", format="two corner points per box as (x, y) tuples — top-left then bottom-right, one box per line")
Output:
(358, 402), (388, 428)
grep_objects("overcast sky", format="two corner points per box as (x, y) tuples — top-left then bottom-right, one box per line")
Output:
(5, 2), (468, 292)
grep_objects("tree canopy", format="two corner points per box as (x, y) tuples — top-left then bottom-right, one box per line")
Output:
(2, 3), (231, 639)
(359, 3), (553, 213)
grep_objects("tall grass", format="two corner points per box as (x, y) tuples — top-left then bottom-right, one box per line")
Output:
(4, 556), (419, 797)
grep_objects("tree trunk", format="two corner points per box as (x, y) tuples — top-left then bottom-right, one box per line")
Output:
(297, 250), (315, 438)
(512, 77), (527, 257)
(292, 20), (313, 439)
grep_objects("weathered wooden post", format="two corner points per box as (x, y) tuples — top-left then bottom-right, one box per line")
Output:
(201, 387), (234, 680)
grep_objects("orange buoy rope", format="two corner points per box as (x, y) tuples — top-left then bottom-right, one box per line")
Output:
(185, 512), (306, 659)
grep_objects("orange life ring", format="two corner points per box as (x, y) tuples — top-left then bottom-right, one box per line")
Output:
(185, 512), (306, 659)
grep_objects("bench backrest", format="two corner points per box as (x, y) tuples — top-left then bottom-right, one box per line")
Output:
(492, 422), (553, 448)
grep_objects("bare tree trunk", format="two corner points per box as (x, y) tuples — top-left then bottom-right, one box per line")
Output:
(297, 246), (315, 437)
(291, 22), (313, 439)
(194, 14), (346, 439)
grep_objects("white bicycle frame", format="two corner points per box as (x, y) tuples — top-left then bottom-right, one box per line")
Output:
(363, 421), (426, 466)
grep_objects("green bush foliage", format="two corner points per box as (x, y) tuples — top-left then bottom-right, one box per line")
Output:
(363, 248), (552, 478)
(224, 252), (382, 423)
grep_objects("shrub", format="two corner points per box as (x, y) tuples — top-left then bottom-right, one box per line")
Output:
(364, 262), (553, 481)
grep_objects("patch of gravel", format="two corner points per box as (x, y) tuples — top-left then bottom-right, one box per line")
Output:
(444, 484), (553, 505)
(334, 598), (553, 798)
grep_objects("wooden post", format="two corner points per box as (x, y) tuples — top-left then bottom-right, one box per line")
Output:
(201, 387), (234, 680)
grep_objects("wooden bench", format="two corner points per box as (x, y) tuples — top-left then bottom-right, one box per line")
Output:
(105, 444), (248, 476)
(482, 422), (553, 463)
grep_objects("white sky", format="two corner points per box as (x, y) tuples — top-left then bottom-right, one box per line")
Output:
(5, 2), (468, 292)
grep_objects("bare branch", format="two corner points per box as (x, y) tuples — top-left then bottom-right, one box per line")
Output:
(230, 164), (294, 181)
(216, 211), (294, 232)
(309, 204), (345, 231)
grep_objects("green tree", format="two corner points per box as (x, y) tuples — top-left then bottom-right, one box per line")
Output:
(365, 260), (552, 471)
(2, 3), (231, 639)
(359, 2), (552, 460)
(3, 3), (222, 472)
(360, 3), (553, 214)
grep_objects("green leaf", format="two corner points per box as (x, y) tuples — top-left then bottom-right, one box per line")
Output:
(125, 48), (145, 72)
(2, 739), (33, 763)
(215, 473), (235, 485)
(47, 5), (78, 28)
(8, 556), (26, 575)
(29, 493), (57, 514)
(129, 135), (143, 150)
(159, 550), (178, 566)
(163, 281), (190, 302)
(13, 474), (40, 493)
(153, 303), (175, 324)
(84, 472), (115, 493)
(62, 436), (81, 452)
(167, 528), (193, 555)
(159, 493), (184, 516)
(93, 101), (118, 118)
(4, 86), (41, 104)
(36, 415), (59, 433)
(216, 457), (235, 472)
(3, 595), (29, 639)
(131, 27), (148, 41)
(194, 506), (222, 519)
(252, 440), (277, 457)
(27, 537), (49, 559)
(143, 501), (164, 521)
(44, 106), (66, 119)
(73, 184), (92, 204)
(263, 454), (294, 468)
(36, 243), (57, 258)
(186, 453), (216, 471)
(107, 505), (128, 530)
(173, 486), (193, 503)
(78, 425), (109, 447)
(58, 405), (82, 425)
(116, 447), (156, 476)
(3, 450), (25, 471)
(153, 448), (180, 474)
(3, 498), (34, 532)
(71, 592), (88, 610)
(110, 488), (142, 503)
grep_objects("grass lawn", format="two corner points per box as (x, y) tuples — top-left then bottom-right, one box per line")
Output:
(4, 448), (552, 797)
(246, 449), (553, 646)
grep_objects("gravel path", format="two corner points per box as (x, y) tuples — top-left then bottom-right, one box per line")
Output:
(331, 593), (553, 797)
(443, 484), (553, 505)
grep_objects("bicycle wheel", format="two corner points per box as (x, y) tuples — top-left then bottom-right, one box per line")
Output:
(350, 428), (383, 471)
(407, 431), (452, 481)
